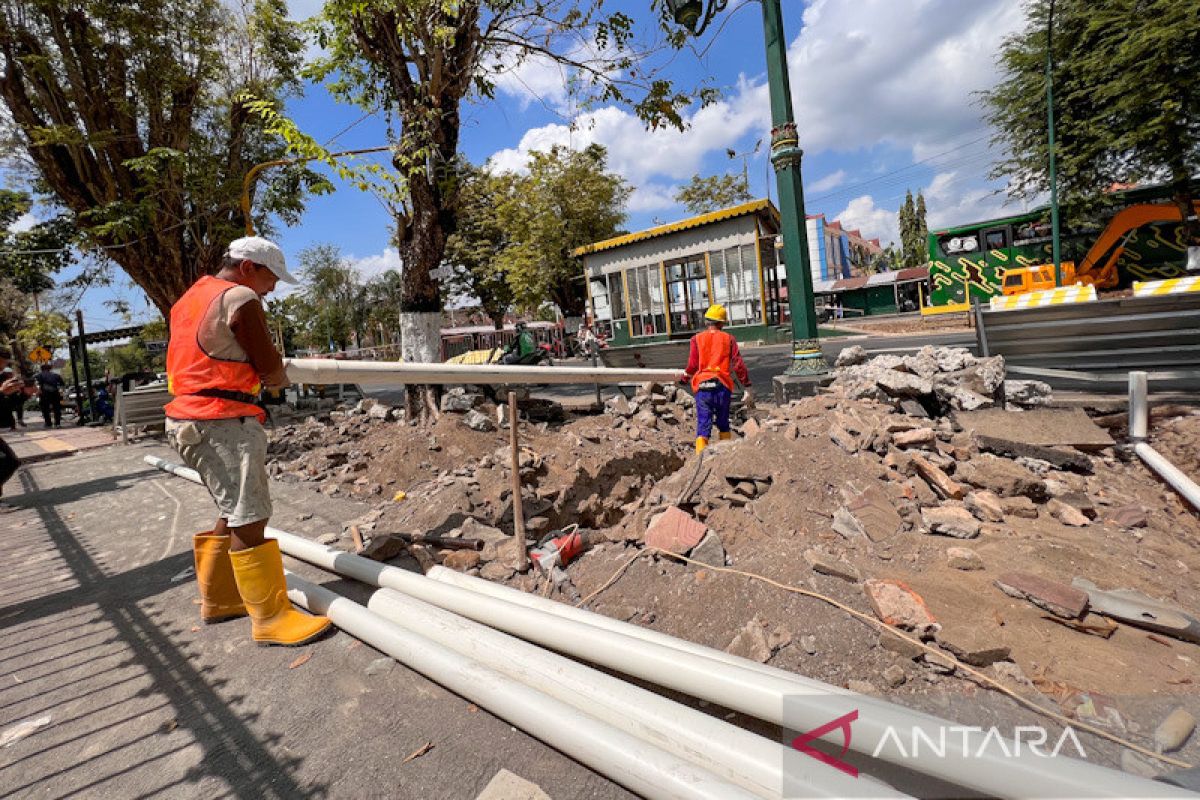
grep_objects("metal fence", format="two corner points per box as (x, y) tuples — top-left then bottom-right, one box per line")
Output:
(975, 292), (1200, 392)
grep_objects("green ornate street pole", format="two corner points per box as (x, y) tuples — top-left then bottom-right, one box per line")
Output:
(663, 0), (828, 382)
(760, 0), (826, 377)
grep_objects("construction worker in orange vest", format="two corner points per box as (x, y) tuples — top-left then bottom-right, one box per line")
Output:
(680, 304), (752, 453)
(165, 237), (330, 647)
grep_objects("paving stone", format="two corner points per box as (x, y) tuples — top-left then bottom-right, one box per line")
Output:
(964, 490), (1005, 523)
(644, 506), (708, 554)
(955, 407), (1114, 450)
(475, 769), (552, 800)
(843, 486), (904, 542)
(946, 547), (984, 571)
(893, 428), (936, 449)
(829, 424), (858, 453)
(1104, 504), (1148, 529)
(1046, 498), (1090, 527)
(804, 549), (861, 583)
(995, 571), (1089, 619)
(688, 531), (726, 567)
(1000, 495), (1038, 519)
(864, 579), (937, 631)
(936, 626), (1010, 667)
(831, 505), (866, 539)
(922, 505), (981, 539)
(955, 457), (1045, 499)
(910, 455), (966, 500)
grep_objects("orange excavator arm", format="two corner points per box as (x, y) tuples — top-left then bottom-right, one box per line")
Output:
(1075, 202), (1200, 289)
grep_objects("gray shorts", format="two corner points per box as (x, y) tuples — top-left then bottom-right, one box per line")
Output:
(166, 417), (272, 527)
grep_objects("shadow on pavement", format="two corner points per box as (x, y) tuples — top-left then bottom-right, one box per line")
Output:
(0, 468), (324, 799)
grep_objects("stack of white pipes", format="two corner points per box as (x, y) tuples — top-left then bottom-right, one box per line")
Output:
(146, 455), (1189, 799)
(1128, 371), (1200, 511)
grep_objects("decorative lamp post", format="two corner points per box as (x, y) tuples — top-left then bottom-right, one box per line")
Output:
(663, 0), (829, 392)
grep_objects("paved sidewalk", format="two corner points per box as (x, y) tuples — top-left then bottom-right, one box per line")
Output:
(1, 443), (631, 799)
(3, 425), (116, 462)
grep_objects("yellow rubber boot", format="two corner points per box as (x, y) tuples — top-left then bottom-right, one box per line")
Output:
(193, 533), (247, 624)
(229, 540), (332, 646)
(695, 436), (709, 454)
(718, 431), (733, 441)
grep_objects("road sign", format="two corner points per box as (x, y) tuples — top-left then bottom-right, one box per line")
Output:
(28, 347), (52, 364)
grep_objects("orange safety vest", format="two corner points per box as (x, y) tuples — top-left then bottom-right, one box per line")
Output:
(165, 275), (265, 422)
(690, 328), (735, 393)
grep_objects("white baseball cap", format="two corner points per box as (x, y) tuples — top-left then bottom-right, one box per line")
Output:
(226, 236), (298, 284)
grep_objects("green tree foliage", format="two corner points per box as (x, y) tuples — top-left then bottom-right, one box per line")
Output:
(443, 163), (516, 329)
(982, 0), (1200, 238)
(297, 243), (361, 352)
(496, 145), (630, 317)
(0, 189), (76, 295)
(898, 190), (928, 268)
(0, 0), (330, 315)
(673, 172), (752, 215)
(303, 0), (714, 363)
(17, 310), (70, 351)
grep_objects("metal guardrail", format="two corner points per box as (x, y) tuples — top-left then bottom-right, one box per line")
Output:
(115, 384), (169, 444)
(975, 293), (1200, 392)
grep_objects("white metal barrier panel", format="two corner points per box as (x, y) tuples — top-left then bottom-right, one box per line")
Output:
(988, 284), (1097, 312)
(1133, 276), (1200, 297)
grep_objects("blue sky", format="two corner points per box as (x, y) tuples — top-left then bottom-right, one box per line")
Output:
(24, 0), (1034, 332)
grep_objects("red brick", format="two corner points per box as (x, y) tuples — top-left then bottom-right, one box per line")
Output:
(644, 506), (708, 554)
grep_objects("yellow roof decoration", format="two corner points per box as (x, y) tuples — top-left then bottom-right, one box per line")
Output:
(572, 199), (779, 257)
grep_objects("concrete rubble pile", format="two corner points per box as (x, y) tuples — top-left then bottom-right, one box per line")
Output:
(832, 344), (1052, 413)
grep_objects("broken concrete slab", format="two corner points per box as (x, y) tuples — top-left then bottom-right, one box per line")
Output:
(1104, 504), (1148, 529)
(689, 531), (726, 568)
(955, 457), (1045, 499)
(644, 506), (708, 554)
(864, 579), (937, 632)
(995, 572), (1089, 619)
(893, 428), (936, 449)
(804, 549), (861, 583)
(442, 550), (482, 571)
(936, 626), (1011, 667)
(1000, 495), (1038, 519)
(1047, 498), (1090, 527)
(964, 490), (1005, 523)
(475, 769), (552, 800)
(921, 505), (981, 539)
(946, 547), (984, 571)
(955, 408), (1114, 450)
(464, 409), (497, 432)
(974, 434), (1093, 474)
(843, 486), (904, 542)
(831, 506), (866, 539)
(726, 617), (773, 663)
(1004, 379), (1053, 407)
(829, 424), (858, 453)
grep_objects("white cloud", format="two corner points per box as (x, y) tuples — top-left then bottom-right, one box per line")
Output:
(627, 183), (679, 213)
(808, 170), (847, 194)
(834, 195), (899, 247)
(349, 247), (402, 280)
(11, 211), (37, 232)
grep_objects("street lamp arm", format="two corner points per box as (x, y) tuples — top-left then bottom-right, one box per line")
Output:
(662, 0), (729, 36)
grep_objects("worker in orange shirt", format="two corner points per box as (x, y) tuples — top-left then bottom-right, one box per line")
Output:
(680, 304), (752, 453)
(165, 236), (330, 646)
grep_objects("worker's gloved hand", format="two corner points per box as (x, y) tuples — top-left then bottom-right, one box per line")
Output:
(742, 387), (755, 409)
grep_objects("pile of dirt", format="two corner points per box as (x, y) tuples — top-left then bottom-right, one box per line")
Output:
(267, 351), (1200, 775)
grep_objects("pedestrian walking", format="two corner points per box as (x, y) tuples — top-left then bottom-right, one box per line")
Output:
(679, 304), (752, 454)
(35, 364), (65, 428)
(165, 236), (330, 646)
(0, 348), (23, 507)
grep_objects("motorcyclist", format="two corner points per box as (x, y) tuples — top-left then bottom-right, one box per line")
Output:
(500, 321), (538, 365)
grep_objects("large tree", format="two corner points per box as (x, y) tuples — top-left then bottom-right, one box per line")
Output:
(442, 162), (516, 330)
(303, 0), (708, 367)
(673, 172), (752, 215)
(497, 144), (629, 318)
(898, 190), (928, 269)
(0, 0), (328, 316)
(983, 0), (1200, 238)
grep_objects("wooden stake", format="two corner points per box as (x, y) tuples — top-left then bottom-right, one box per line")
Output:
(508, 391), (528, 572)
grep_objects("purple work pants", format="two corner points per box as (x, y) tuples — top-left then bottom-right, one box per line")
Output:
(695, 384), (732, 439)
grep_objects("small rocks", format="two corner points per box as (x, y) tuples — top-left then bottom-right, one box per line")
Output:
(365, 657), (396, 676)
(935, 626), (1010, 667)
(689, 531), (726, 567)
(440, 387), (483, 412)
(1047, 498), (1090, 527)
(946, 547), (984, 571)
(882, 664), (907, 688)
(1000, 495), (1038, 519)
(464, 409), (497, 432)
(910, 455), (966, 500)
(893, 428), (936, 449)
(804, 549), (861, 583)
(316, 532), (341, 545)
(1104, 504), (1148, 529)
(1004, 379), (1053, 407)
(834, 345), (868, 367)
(864, 579), (937, 633)
(1154, 708), (1196, 754)
(480, 561), (516, 582)
(800, 635), (818, 655)
(921, 506), (981, 539)
(442, 550), (482, 572)
(725, 617), (778, 663)
(995, 572), (1089, 619)
(846, 679), (877, 695)
(955, 457), (1044, 499)
(964, 490), (1005, 523)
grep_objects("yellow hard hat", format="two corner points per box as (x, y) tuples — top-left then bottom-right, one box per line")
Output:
(704, 304), (728, 323)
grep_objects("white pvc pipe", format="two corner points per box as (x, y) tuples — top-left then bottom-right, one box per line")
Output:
(1134, 443), (1200, 512)
(1128, 370), (1149, 440)
(284, 574), (756, 800)
(284, 357), (678, 387)
(1127, 371), (1200, 512)
(148, 456), (1187, 799)
(428, 565), (836, 689)
(367, 588), (885, 800)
